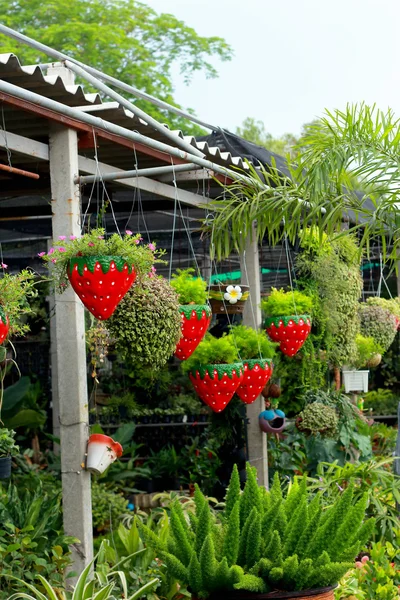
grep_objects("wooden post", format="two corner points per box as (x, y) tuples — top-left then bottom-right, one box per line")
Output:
(49, 120), (93, 581)
(240, 222), (268, 487)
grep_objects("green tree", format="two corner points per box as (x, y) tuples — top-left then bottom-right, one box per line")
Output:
(236, 117), (299, 157)
(0, 0), (232, 135)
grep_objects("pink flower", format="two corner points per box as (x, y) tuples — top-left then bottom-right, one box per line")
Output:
(58, 247), (66, 253)
(125, 230), (133, 236)
(1, 263), (7, 269)
(134, 239), (140, 245)
(51, 258), (57, 263)
(151, 266), (156, 273)
(69, 235), (77, 241)
(139, 237), (143, 241)
(88, 242), (95, 247)
(361, 556), (369, 564)
(37, 252), (46, 258)
(98, 235), (104, 240)
(58, 235), (66, 241)
(148, 243), (155, 251)
(48, 248), (55, 255)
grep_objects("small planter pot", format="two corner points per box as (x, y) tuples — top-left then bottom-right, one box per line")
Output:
(189, 362), (243, 413)
(259, 409), (286, 434)
(265, 315), (312, 357)
(175, 304), (212, 361)
(67, 255), (136, 320)
(0, 456), (12, 479)
(86, 433), (123, 475)
(237, 359), (274, 404)
(0, 307), (9, 345)
(342, 369), (369, 393)
(208, 284), (250, 315)
(205, 585), (336, 599)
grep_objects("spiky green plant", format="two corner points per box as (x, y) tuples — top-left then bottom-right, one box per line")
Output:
(140, 463), (374, 597)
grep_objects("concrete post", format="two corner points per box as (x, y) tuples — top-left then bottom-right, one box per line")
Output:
(240, 222), (269, 487)
(49, 122), (93, 580)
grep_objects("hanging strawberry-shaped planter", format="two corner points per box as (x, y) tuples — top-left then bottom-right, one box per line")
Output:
(189, 362), (243, 413)
(175, 304), (212, 360)
(208, 283), (250, 315)
(236, 358), (273, 404)
(40, 229), (158, 321)
(0, 307), (9, 345)
(86, 433), (123, 475)
(265, 314), (312, 357)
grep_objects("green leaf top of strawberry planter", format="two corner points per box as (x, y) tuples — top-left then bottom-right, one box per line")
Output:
(236, 358), (274, 404)
(189, 362), (243, 413)
(175, 304), (212, 361)
(265, 314), (312, 357)
(0, 306), (9, 345)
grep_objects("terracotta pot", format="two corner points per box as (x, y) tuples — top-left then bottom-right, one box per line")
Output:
(204, 585), (336, 599)
(208, 284), (250, 315)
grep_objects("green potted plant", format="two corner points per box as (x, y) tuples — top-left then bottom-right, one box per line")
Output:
(182, 333), (242, 413)
(0, 428), (19, 478)
(140, 463), (375, 599)
(40, 228), (158, 320)
(208, 278), (250, 315)
(296, 403), (339, 438)
(230, 324), (277, 404)
(0, 269), (37, 346)
(262, 288), (313, 357)
(342, 334), (383, 394)
(170, 269), (212, 360)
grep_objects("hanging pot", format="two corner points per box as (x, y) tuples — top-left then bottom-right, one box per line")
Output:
(342, 369), (369, 393)
(208, 284), (250, 315)
(236, 358), (274, 404)
(0, 456), (12, 479)
(68, 256), (136, 320)
(189, 362), (243, 413)
(86, 433), (123, 474)
(366, 353), (382, 368)
(0, 307), (9, 345)
(265, 314), (312, 357)
(259, 408), (286, 433)
(206, 585), (336, 599)
(175, 304), (212, 360)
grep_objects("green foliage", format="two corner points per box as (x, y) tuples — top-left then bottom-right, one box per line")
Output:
(0, 427), (19, 457)
(0, 269), (37, 337)
(229, 324), (277, 359)
(261, 287), (313, 317)
(236, 117), (299, 158)
(369, 422), (398, 456)
(0, 0), (232, 136)
(1, 377), (47, 431)
(296, 403), (339, 438)
(366, 296), (400, 320)
(108, 276), (181, 371)
(41, 228), (158, 293)
(360, 304), (398, 353)
(170, 268), (208, 305)
(182, 333), (239, 373)
(91, 482), (128, 533)
(354, 334), (383, 368)
(364, 388), (400, 416)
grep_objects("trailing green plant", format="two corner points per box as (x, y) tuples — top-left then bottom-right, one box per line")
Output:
(91, 482), (128, 533)
(261, 287), (313, 317)
(296, 402), (339, 438)
(0, 427), (19, 457)
(181, 333), (239, 373)
(170, 268), (208, 305)
(108, 276), (182, 371)
(360, 303), (398, 355)
(141, 463), (374, 596)
(0, 269), (37, 338)
(353, 334), (383, 368)
(40, 228), (160, 293)
(229, 324), (277, 359)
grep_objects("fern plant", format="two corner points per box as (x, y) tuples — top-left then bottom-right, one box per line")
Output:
(230, 324), (277, 360)
(262, 287), (313, 317)
(141, 463), (374, 597)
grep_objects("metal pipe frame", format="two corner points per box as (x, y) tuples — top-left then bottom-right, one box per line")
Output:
(0, 79), (239, 182)
(0, 25), (218, 134)
(75, 162), (200, 185)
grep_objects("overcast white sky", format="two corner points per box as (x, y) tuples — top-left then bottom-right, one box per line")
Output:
(145, 0), (400, 137)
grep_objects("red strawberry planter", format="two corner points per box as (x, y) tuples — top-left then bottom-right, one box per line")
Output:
(0, 307), (9, 345)
(175, 304), (212, 361)
(67, 255), (136, 320)
(189, 362), (243, 413)
(236, 358), (274, 404)
(265, 315), (311, 357)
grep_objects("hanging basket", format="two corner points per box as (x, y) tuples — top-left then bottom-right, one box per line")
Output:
(342, 370), (369, 393)
(236, 358), (274, 404)
(265, 315), (312, 357)
(0, 307), (9, 345)
(175, 304), (212, 360)
(67, 256), (136, 320)
(86, 433), (123, 475)
(0, 456), (12, 479)
(259, 408), (286, 433)
(189, 362), (243, 413)
(208, 284), (250, 315)
(206, 585), (336, 600)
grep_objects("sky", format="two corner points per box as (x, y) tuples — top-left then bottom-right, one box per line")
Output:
(145, 0), (400, 137)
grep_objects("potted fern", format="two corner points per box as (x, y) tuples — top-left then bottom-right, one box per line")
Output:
(0, 269), (37, 345)
(141, 463), (375, 599)
(182, 333), (243, 413)
(170, 269), (212, 360)
(40, 228), (158, 320)
(230, 324), (277, 404)
(0, 428), (19, 479)
(262, 288), (313, 357)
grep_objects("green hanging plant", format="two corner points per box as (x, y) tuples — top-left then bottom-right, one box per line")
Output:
(229, 324), (278, 359)
(0, 270), (37, 339)
(354, 334), (383, 369)
(296, 403), (339, 438)
(359, 304), (398, 353)
(181, 333), (239, 373)
(261, 287), (313, 317)
(170, 268), (208, 305)
(0, 428), (19, 458)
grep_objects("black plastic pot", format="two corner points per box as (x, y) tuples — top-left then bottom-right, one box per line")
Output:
(0, 456), (12, 479)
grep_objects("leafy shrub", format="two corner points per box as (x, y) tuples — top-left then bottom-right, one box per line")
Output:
(230, 324), (277, 359)
(366, 296), (400, 320)
(0, 269), (37, 337)
(182, 333), (239, 373)
(0, 427), (19, 457)
(360, 304), (397, 353)
(296, 402), (339, 438)
(261, 287), (313, 317)
(108, 276), (182, 371)
(369, 423), (397, 457)
(363, 388), (400, 416)
(354, 334), (383, 368)
(170, 268), (208, 305)
(91, 482), (128, 533)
